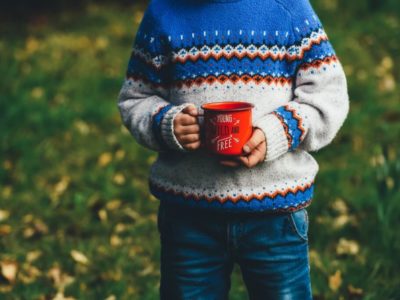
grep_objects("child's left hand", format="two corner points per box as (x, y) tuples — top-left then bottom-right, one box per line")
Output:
(219, 128), (267, 168)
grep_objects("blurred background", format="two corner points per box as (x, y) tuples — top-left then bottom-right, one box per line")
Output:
(0, 0), (399, 299)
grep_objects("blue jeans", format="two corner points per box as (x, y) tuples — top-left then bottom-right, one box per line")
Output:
(157, 202), (312, 300)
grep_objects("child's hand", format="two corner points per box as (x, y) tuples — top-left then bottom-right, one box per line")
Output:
(174, 104), (201, 151)
(219, 128), (267, 168)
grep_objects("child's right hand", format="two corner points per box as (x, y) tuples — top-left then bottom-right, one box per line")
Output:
(173, 104), (201, 151)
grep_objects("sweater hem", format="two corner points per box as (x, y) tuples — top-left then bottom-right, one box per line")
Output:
(149, 179), (314, 214)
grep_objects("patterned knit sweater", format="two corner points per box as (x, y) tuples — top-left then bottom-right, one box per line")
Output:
(117, 0), (349, 213)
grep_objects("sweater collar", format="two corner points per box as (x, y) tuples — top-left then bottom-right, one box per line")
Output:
(205, 0), (243, 2)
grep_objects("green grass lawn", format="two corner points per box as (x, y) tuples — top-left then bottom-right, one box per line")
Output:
(0, 2), (399, 299)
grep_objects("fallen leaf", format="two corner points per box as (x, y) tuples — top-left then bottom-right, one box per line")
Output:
(124, 208), (141, 221)
(0, 224), (12, 236)
(106, 199), (122, 211)
(348, 284), (363, 296)
(31, 87), (44, 99)
(23, 227), (35, 238)
(48, 266), (75, 292)
(98, 209), (108, 222)
(18, 263), (42, 284)
(114, 223), (126, 233)
(115, 149), (125, 160)
(0, 210), (10, 221)
(329, 270), (342, 292)
(54, 176), (71, 196)
(336, 238), (360, 256)
(138, 264), (155, 277)
(70, 250), (89, 265)
(98, 152), (112, 167)
(26, 250), (42, 263)
(331, 198), (349, 215)
(110, 235), (122, 247)
(0, 261), (18, 283)
(113, 173), (125, 185)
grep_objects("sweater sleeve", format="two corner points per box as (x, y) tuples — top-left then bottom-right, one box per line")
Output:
(254, 4), (349, 162)
(117, 8), (192, 152)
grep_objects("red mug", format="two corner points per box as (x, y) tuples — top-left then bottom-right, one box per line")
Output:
(199, 101), (254, 156)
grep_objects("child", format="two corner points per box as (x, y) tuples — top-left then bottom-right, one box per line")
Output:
(118, 0), (349, 298)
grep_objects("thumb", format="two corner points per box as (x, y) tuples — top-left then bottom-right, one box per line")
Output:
(182, 104), (198, 116)
(243, 128), (266, 154)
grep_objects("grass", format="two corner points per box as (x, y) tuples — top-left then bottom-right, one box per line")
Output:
(0, 1), (399, 299)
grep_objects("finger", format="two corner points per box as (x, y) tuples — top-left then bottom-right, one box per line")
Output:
(239, 142), (266, 168)
(177, 124), (201, 135)
(219, 160), (240, 167)
(182, 104), (198, 116)
(178, 114), (198, 126)
(243, 129), (266, 154)
(184, 141), (201, 151)
(180, 133), (201, 144)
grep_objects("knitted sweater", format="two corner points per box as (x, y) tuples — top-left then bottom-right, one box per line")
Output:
(117, 0), (349, 213)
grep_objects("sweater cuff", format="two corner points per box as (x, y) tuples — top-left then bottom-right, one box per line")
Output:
(160, 103), (193, 152)
(253, 114), (289, 162)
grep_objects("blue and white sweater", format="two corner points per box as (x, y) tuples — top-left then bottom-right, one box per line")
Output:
(117, 0), (349, 213)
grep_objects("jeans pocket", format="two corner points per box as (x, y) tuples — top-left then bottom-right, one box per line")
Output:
(288, 208), (309, 242)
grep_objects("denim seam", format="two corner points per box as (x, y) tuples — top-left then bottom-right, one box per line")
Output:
(288, 211), (308, 242)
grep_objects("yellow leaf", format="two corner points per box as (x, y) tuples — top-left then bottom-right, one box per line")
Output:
(0, 261), (18, 283)
(73, 120), (90, 135)
(0, 225), (12, 236)
(331, 198), (348, 215)
(138, 264), (155, 277)
(26, 37), (40, 54)
(95, 37), (109, 50)
(106, 199), (122, 211)
(23, 227), (35, 238)
(114, 223), (126, 233)
(113, 173), (125, 185)
(348, 284), (363, 296)
(70, 250), (89, 265)
(115, 149), (125, 160)
(329, 270), (342, 291)
(134, 11), (144, 24)
(48, 266), (75, 292)
(98, 152), (113, 167)
(336, 238), (360, 256)
(26, 250), (42, 263)
(54, 176), (71, 196)
(1, 186), (12, 199)
(31, 87), (45, 99)
(110, 235), (122, 247)
(3, 160), (12, 170)
(98, 209), (108, 222)
(18, 263), (42, 284)
(0, 210), (10, 222)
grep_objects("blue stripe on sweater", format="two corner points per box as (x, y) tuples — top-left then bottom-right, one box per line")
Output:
(152, 104), (173, 149)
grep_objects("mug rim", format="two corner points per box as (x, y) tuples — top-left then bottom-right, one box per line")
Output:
(201, 101), (254, 112)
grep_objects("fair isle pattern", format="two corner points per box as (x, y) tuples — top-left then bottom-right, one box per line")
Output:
(174, 73), (293, 89)
(127, 26), (332, 87)
(130, 47), (168, 69)
(272, 105), (306, 151)
(172, 28), (328, 63)
(151, 104), (173, 149)
(300, 55), (338, 71)
(149, 180), (314, 212)
(127, 73), (293, 89)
